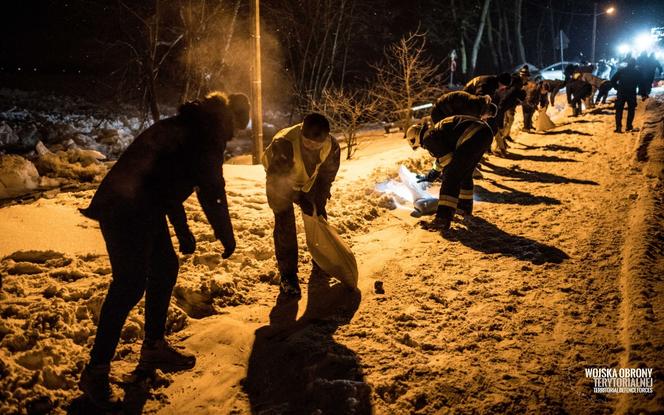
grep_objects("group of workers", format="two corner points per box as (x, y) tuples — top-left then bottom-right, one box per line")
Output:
(75, 48), (661, 410)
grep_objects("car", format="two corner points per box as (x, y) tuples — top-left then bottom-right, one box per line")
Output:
(511, 63), (541, 81)
(539, 61), (580, 80)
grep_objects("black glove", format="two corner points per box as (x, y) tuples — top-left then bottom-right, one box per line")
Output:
(315, 203), (327, 219)
(299, 197), (315, 216)
(416, 169), (442, 183)
(178, 230), (196, 255)
(221, 236), (236, 259)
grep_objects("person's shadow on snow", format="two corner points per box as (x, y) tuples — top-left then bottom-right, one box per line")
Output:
(67, 367), (169, 415)
(243, 267), (371, 414)
(481, 161), (598, 185)
(448, 215), (569, 265)
(474, 182), (562, 206)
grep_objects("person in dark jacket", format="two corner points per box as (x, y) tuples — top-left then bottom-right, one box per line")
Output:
(77, 92), (250, 409)
(430, 90), (496, 124)
(611, 58), (642, 132)
(564, 63), (579, 83)
(566, 73), (592, 117)
(547, 79), (566, 106)
(521, 80), (545, 131)
(405, 115), (493, 231)
(637, 52), (663, 100)
(262, 113), (341, 297)
(492, 73), (524, 155)
(463, 73), (512, 98)
(595, 80), (613, 104)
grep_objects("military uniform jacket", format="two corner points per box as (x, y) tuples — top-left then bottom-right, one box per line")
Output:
(421, 115), (490, 171)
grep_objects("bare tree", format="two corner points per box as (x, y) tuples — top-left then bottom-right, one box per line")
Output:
(514, 0), (527, 64)
(263, 0), (360, 109)
(177, 0), (243, 103)
(371, 31), (444, 135)
(470, 0), (492, 74)
(110, 0), (183, 122)
(311, 88), (377, 160)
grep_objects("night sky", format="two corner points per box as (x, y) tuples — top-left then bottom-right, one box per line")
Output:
(1, 1), (662, 74)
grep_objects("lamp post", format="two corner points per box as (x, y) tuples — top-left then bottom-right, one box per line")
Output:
(591, 4), (615, 63)
(251, 0), (263, 165)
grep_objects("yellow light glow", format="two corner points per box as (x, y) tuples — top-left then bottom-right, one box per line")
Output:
(606, 7), (615, 14)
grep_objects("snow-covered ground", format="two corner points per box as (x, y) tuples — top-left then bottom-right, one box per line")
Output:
(1, 93), (663, 414)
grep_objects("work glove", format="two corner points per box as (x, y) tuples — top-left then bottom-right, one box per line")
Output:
(178, 230), (196, 255)
(267, 140), (294, 175)
(220, 235), (236, 259)
(315, 203), (328, 220)
(416, 169), (442, 183)
(299, 197), (315, 216)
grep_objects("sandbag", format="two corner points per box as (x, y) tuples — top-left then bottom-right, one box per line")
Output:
(399, 165), (438, 214)
(302, 213), (358, 289)
(536, 108), (555, 131)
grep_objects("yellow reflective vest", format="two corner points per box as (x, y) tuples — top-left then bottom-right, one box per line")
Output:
(262, 123), (332, 193)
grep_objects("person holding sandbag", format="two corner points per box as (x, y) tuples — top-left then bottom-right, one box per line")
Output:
(262, 113), (341, 298)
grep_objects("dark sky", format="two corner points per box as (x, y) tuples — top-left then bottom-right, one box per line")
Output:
(1, 0), (662, 74)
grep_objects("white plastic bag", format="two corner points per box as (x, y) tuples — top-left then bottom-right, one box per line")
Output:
(302, 213), (358, 289)
(399, 165), (438, 214)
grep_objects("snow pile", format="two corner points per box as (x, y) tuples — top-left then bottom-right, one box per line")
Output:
(34, 147), (107, 182)
(0, 89), (144, 160)
(0, 249), (189, 414)
(0, 155), (41, 199)
(0, 147), (407, 412)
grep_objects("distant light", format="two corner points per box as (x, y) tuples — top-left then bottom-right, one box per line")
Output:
(617, 43), (630, 54)
(606, 7), (615, 14)
(634, 33), (656, 49)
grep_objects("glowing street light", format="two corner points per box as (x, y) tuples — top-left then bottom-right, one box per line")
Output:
(592, 4), (616, 63)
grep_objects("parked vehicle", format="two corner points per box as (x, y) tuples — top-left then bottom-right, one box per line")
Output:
(539, 61), (580, 80)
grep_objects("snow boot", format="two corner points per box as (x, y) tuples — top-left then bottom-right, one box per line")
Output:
(457, 200), (473, 217)
(279, 274), (302, 298)
(78, 363), (122, 411)
(138, 338), (196, 372)
(421, 206), (453, 232)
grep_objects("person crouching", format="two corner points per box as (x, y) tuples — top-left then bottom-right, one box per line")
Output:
(405, 115), (494, 232)
(262, 113), (341, 298)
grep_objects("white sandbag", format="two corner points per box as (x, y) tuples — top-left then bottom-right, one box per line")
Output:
(302, 213), (358, 289)
(398, 165), (431, 201)
(536, 108), (555, 131)
(399, 165), (438, 214)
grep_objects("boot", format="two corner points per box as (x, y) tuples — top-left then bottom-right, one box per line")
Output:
(78, 363), (122, 411)
(421, 206), (453, 232)
(279, 274), (302, 298)
(457, 200), (473, 217)
(139, 338), (196, 372)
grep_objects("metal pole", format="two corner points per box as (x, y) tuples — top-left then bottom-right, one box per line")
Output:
(251, 0), (264, 165)
(591, 2), (597, 63)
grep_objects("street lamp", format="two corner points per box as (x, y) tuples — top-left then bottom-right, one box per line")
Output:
(591, 4), (615, 63)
